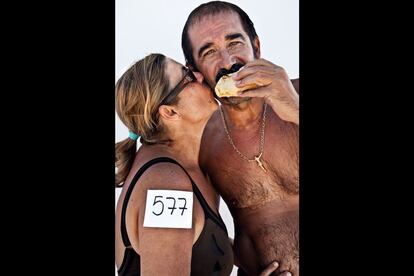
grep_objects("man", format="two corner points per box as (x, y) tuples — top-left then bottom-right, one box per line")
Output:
(182, 1), (299, 275)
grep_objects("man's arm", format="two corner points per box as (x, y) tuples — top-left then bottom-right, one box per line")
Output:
(291, 78), (299, 94)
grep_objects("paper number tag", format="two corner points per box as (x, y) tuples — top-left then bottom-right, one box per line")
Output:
(143, 190), (193, 229)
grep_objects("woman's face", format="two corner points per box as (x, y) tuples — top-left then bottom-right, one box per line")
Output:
(164, 58), (218, 124)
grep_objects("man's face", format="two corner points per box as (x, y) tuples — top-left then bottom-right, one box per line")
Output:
(188, 11), (259, 101)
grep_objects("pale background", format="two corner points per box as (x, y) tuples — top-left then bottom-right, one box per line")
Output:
(115, 1), (298, 275)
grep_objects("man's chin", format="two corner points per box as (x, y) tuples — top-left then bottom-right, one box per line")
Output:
(217, 96), (251, 106)
(208, 79), (251, 106)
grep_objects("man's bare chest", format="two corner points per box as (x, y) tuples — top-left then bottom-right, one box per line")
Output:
(206, 125), (298, 208)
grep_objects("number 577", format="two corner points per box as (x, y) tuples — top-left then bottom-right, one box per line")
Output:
(152, 196), (187, 216)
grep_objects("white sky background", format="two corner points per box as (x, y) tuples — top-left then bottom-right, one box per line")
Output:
(115, 1), (298, 275)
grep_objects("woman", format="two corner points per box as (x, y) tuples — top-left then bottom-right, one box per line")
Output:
(115, 54), (281, 275)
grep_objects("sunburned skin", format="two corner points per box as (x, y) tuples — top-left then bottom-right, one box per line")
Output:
(200, 108), (299, 275)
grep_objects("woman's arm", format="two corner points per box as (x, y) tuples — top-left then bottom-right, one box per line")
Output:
(136, 162), (197, 276)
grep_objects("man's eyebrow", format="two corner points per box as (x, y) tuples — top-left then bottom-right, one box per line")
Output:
(225, 33), (245, 41)
(197, 33), (245, 58)
(198, 42), (214, 58)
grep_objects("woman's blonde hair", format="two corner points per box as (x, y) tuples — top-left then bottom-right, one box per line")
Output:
(115, 53), (176, 187)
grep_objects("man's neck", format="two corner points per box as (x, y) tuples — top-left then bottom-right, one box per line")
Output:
(221, 98), (265, 129)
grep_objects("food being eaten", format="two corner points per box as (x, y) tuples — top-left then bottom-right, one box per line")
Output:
(215, 72), (258, 97)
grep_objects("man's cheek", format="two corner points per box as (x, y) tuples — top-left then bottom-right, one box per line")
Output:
(206, 71), (216, 89)
(208, 79), (216, 90)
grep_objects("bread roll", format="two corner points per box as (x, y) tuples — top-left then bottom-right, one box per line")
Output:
(215, 72), (258, 97)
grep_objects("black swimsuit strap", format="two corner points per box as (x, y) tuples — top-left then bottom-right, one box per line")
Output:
(189, 177), (228, 233)
(120, 157), (226, 247)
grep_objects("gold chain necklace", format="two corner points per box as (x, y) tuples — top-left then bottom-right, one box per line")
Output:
(219, 103), (268, 172)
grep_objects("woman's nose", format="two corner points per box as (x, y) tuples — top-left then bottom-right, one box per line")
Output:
(193, 71), (204, 83)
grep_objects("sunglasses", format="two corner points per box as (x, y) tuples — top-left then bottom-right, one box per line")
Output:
(160, 68), (196, 106)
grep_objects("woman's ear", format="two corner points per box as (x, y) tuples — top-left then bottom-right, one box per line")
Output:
(158, 105), (180, 121)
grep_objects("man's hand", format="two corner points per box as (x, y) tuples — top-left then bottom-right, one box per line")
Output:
(259, 261), (292, 276)
(232, 59), (299, 125)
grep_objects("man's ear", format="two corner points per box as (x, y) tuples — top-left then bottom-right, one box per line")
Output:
(253, 37), (261, 59)
(158, 105), (180, 121)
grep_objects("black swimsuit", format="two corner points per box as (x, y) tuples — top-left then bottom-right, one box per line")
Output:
(118, 157), (234, 276)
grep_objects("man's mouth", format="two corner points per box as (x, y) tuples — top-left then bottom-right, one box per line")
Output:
(215, 63), (244, 83)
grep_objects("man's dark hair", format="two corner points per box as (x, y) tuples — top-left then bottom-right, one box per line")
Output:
(181, 1), (258, 71)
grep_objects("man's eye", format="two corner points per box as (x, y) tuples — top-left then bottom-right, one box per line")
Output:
(229, 41), (242, 47)
(203, 49), (215, 57)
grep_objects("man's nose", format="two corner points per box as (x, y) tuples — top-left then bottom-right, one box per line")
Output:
(193, 71), (204, 83)
(219, 50), (236, 70)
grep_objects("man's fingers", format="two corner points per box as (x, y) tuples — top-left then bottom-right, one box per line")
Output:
(234, 72), (272, 89)
(232, 65), (273, 81)
(237, 85), (270, 98)
(258, 261), (279, 276)
(232, 59), (280, 80)
(278, 271), (292, 276)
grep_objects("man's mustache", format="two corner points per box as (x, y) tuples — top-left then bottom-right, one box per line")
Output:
(215, 63), (244, 83)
